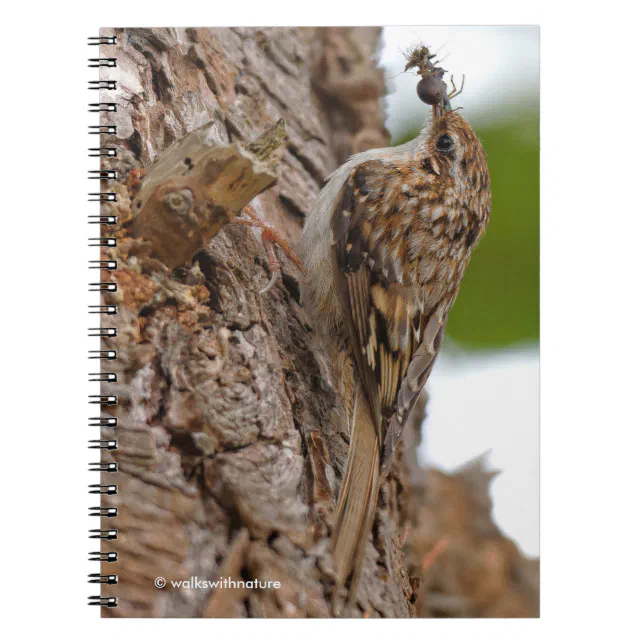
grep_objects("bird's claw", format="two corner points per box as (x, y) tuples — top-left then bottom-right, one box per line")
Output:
(259, 270), (279, 294)
(233, 205), (303, 293)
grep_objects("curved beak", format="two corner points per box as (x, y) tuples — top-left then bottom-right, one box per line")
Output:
(432, 100), (451, 120)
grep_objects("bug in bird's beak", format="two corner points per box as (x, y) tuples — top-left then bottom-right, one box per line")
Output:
(405, 44), (464, 119)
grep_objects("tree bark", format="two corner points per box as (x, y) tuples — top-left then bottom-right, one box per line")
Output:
(99, 26), (413, 618)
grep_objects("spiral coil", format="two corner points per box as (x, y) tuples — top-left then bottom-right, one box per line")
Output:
(88, 33), (118, 609)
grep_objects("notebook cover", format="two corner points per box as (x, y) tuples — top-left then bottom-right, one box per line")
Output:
(91, 26), (539, 618)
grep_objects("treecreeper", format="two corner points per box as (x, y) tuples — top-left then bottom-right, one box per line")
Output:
(299, 44), (492, 608)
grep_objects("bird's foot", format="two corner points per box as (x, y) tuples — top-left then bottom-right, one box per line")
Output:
(233, 205), (303, 293)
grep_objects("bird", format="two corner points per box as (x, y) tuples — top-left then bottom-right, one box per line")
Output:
(299, 45), (492, 603)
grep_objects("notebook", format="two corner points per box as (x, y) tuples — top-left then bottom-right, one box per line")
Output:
(89, 26), (539, 618)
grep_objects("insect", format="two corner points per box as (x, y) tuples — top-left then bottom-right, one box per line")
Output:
(299, 44), (491, 605)
(404, 44), (465, 111)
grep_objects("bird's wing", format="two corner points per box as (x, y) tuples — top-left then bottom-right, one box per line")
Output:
(380, 310), (445, 473)
(330, 161), (446, 467)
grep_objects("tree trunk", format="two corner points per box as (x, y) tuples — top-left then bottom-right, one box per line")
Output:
(98, 26), (413, 618)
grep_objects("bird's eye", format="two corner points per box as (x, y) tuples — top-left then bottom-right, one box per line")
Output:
(436, 134), (453, 152)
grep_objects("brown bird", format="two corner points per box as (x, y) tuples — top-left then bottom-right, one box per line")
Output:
(299, 46), (491, 602)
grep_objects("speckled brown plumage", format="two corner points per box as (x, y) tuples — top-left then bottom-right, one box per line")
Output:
(300, 85), (491, 606)
(332, 109), (490, 463)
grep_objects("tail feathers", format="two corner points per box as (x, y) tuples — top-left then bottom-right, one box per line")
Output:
(332, 390), (380, 600)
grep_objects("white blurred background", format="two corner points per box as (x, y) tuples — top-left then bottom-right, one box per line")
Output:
(380, 27), (540, 557)
(382, 26), (540, 139)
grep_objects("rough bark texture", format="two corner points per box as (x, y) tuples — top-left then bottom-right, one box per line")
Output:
(98, 26), (410, 619)
(96, 26), (538, 619)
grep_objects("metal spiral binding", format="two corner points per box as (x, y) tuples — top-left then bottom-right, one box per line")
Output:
(89, 81), (117, 91)
(88, 596), (118, 607)
(89, 103), (117, 113)
(88, 328), (118, 338)
(89, 394), (118, 405)
(88, 147), (117, 157)
(88, 33), (118, 610)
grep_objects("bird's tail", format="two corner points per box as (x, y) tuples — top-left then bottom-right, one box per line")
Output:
(332, 386), (381, 601)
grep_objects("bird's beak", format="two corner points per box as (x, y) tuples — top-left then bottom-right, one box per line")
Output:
(432, 104), (446, 120)
(433, 95), (454, 121)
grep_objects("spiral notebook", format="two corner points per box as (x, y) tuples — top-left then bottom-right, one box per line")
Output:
(89, 27), (540, 618)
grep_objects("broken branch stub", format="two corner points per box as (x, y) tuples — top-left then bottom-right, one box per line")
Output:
(131, 119), (287, 270)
